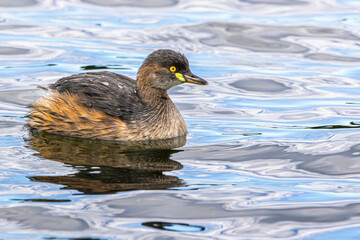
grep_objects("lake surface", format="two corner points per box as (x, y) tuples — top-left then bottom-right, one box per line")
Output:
(1, 0), (360, 239)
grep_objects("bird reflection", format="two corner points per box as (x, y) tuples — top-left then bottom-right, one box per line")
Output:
(26, 130), (186, 194)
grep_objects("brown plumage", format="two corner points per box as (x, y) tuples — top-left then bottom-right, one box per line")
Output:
(28, 49), (207, 141)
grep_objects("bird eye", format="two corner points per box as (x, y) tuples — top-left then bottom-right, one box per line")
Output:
(170, 66), (176, 72)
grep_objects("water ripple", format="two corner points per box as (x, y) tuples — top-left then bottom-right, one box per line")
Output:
(0, 0), (38, 7)
(82, 0), (179, 8)
(0, 0), (360, 239)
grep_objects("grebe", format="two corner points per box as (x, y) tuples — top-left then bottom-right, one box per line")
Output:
(28, 49), (207, 141)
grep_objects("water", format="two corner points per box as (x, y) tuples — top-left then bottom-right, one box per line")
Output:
(1, 0), (360, 239)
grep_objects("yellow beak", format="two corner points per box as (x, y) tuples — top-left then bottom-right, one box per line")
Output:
(176, 72), (208, 85)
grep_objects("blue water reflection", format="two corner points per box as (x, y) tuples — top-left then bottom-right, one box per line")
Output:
(1, 0), (360, 239)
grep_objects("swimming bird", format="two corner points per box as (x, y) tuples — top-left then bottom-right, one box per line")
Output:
(28, 49), (208, 141)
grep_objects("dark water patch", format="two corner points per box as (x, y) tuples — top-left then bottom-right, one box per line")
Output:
(308, 122), (360, 129)
(45, 238), (103, 240)
(175, 103), (198, 112)
(142, 221), (205, 232)
(106, 193), (236, 219)
(3, 63), (58, 70)
(298, 155), (360, 175)
(46, 238), (103, 240)
(297, 143), (360, 175)
(239, 0), (307, 5)
(81, 65), (130, 70)
(210, 109), (255, 118)
(212, 110), (247, 118)
(212, 110), (238, 115)
(185, 22), (359, 53)
(4, 63), (57, 69)
(0, 120), (22, 129)
(178, 143), (299, 162)
(106, 192), (360, 223)
(82, 0), (178, 7)
(306, 53), (360, 63)
(230, 78), (291, 93)
(256, 203), (360, 223)
(0, 89), (40, 107)
(12, 198), (71, 203)
(0, 206), (88, 231)
(26, 131), (185, 194)
(240, 132), (261, 136)
(0, 0), (38, 7)
(0, 24), (35, 30)
(179, 143), (360, 176)
(0, 47), (30, 55)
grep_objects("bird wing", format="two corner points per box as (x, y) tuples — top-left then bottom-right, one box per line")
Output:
(51, 71), (145, 121)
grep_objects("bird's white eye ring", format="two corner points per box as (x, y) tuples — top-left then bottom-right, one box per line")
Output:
(170, 66), (176, 72)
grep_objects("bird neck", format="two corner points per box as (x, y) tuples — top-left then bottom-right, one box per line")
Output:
(134, 65), (187, 139)
(136, 65), (170, 107)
